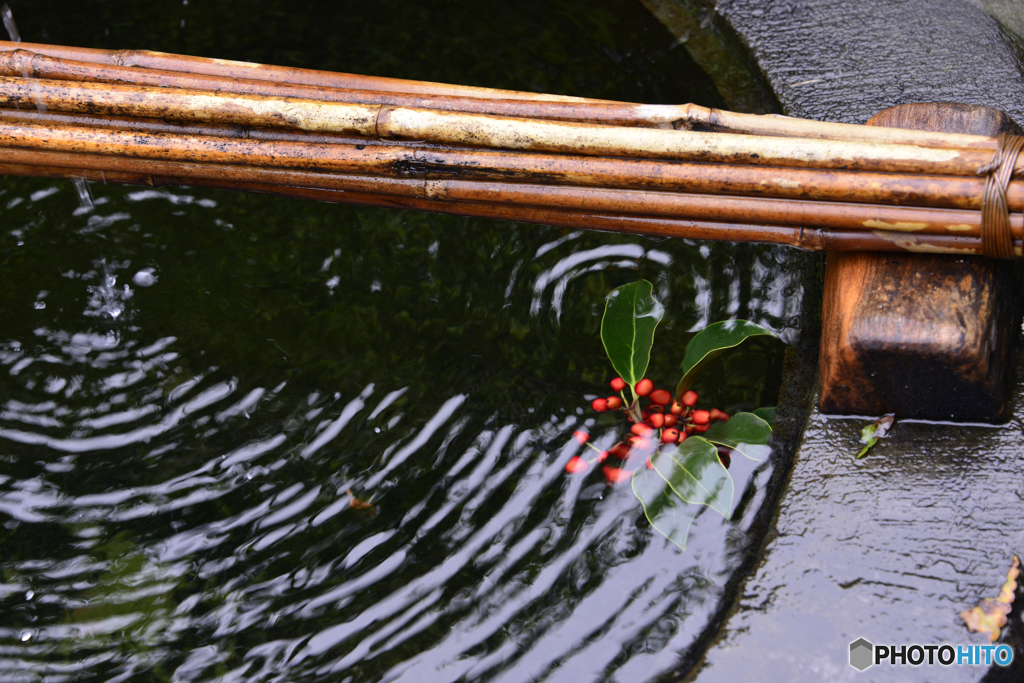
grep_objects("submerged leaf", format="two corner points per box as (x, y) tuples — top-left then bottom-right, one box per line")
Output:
(676, 320), (776, 398)
(648, 437), (734, 519)
(631, 466), (697, 551)
(347, 489), (375, 512)
(702, 412), (772, 461)
(855, 413), (895, 459)
(600, 281), (664, 391)
(961, 555), (1019, 641)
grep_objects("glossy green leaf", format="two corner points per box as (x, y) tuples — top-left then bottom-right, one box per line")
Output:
(631, 467), (697, 551)
(676, 320), (776, 397)
(648, 437), (734, 519)
(600, 280), (664, 391)
(752, 406), (776, 428)
(703, 412), (772, 461)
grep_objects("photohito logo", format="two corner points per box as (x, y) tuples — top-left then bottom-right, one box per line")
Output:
(849, 638), (1013, 670)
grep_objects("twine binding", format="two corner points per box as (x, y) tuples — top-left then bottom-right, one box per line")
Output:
(978, 134), (1024, 259)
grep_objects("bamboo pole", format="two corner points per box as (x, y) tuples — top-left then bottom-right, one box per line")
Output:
(1, 145), (1016, 238)
(0, 117), (1016, 211)
(0, 75), (1005, 176)
(0, 40), (602, 103)
(3, 158), (1017, 256)
(0, 48), (681, 128)
(1, 42), (1022, 257)
(0, 42), (999, 151)
(0, 107), (402, 146)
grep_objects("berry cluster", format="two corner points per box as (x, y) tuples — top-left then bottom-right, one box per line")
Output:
(566, 377), (731, 484)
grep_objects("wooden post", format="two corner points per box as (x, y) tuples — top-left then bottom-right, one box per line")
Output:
(819, 103), (1023, 422)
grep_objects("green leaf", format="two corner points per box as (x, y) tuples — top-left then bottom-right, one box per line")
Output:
(752, 406), (776, 428)
(676, 320), (776, 397)
(631, 467), (697, 551)
(600, 280), (664, 390)
(649, 437), (734, 519)
(855, 438), (877, 459)
(856, 413), (894, 459)
(703, 412), (772, 461)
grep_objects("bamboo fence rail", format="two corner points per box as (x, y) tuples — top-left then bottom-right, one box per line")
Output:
(0, 42), (1021, 257)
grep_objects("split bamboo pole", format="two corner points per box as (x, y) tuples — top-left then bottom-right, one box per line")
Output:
(0, 41), (999, 150)
(3, 159), (1016, 257)
(0, 117), (1015, 212)
(0, 75), (1007, 176)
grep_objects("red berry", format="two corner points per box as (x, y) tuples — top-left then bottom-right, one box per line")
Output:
(648, 413), (665, 429)
(693, 423), (711, 433)
(661, 428), (679, 444)
(610, 377), (627, 392)
(565, 456), (588, 473)
(649, 389), (672, 406)
(670, 402), (684, 415)
(609, 443), (631, 460)
(709, 408), (730, 422)
(591, 398), (608, 412)
(603, 466), (632, 485)
(684, 425), (694, 435)
(677, 430), (687, 443)
(630, 423), (655, 437)
(681, 390), (699, 407)
(572, 430), (589, 445)
(597, 450), (609, 463)
(663, 414), (677, 428)
(605, 396), (622, 410)
(692, 410), (710, 425)
(646, 456), (654, 469)
(641, 411), (650, 421)
(647, 404), (664, 414)
(635, 378), (654, 396)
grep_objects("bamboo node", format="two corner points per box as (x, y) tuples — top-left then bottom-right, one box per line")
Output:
(979, 134), (1024, 258)
(374, 105), (388, 141)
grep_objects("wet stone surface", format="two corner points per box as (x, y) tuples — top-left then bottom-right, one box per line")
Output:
(697, 366), (1024, 681)
(716, 0), (1024, 124)
(686, 1), (1024, 680)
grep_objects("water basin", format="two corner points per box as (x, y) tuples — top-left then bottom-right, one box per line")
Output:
(0, 1), (810, 681)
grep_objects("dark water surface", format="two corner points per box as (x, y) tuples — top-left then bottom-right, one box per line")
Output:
(0, 2), (806, 681)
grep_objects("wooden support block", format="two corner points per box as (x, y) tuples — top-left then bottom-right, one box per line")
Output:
(819, 103), (1023, 422)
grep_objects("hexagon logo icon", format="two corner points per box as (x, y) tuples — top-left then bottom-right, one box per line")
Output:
(850, 638), (874, 671)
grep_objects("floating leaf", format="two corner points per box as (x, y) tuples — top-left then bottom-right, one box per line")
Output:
(961, 555), (1019, 641)
(703, 412), (772, 461)
(631, 466), (697, 550)
(601, 280), (664, 391)
(676, 320), (776, 398)
(347, 489), (375, 512)
(855, 413), (895, 459)
(648, 437), (734, 519)
(752, 406), (776, 428)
